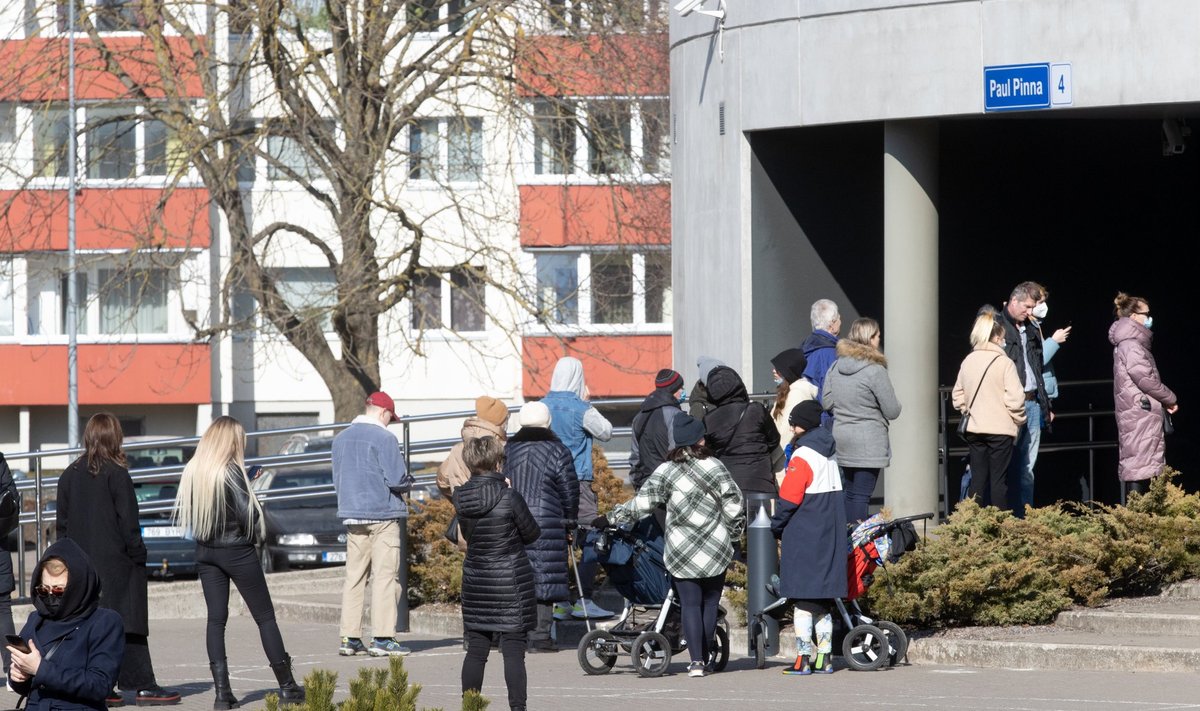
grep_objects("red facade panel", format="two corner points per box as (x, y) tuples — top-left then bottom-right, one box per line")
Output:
(0, 36), (204, 101)
(517, 34), (668, 98)
(0, 188), (210, 251)
(523, 334), (672, 398)
(0, 344), (211, 405)
(519, 184), (670, 247)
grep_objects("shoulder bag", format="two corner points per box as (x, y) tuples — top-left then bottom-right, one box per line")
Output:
(958, 355), (1003, 440)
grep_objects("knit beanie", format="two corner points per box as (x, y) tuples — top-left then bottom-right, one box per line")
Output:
(518, 401), (552, 428)
(655, 368), (683, 392)
(770, 348), (808, 384)
(788, 400), (823, 430)
(672, 414), (706, 448)
(475, 396), (510, 427)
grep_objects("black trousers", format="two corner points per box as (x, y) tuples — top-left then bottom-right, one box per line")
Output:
(966, 433), (1015, 508)
(118, 633), (158, 690)
(196, 543), (287, 665)
(674, 573), (725, 664)
(462, 629), (527, 709)
(0, 595), (12, 676)
(530, 601), (554, 644)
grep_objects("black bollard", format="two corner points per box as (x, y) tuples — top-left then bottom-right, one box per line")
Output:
(746, 502), (779, 657)
(395, 514), (410, 633)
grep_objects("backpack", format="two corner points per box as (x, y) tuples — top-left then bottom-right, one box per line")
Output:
(0, 454), (19, 538)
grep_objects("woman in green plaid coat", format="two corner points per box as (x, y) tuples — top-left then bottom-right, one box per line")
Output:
(612, 415), (745, 678)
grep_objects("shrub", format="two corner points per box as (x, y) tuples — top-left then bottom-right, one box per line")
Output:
(264, 656), (488, 711)
(407, 497), (463, 606)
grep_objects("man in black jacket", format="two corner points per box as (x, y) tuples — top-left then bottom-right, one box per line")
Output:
(629, 369), (686, 490)
(997, 281), (1052, 518)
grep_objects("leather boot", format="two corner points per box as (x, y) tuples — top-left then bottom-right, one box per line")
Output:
(209, 660), (239, 710)
(268, 654), (305, 703)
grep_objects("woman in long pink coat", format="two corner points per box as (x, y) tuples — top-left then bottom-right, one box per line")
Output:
(1109, 292), (1179, 498)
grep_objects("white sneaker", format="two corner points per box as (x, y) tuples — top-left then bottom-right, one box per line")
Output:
(552, 601), (574, 621)
(688, 661), (707, 678)
(572, 597), (615, 619)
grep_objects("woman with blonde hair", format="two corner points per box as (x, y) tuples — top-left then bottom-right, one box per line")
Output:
(952, 311), (1026, 508)
(174, 416), (303, 709)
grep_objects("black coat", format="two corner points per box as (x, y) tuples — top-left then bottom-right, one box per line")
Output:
(56, 457), (149, 636)
(998, 305), (1051, 415)
(630, 389), (685, 490)
(503, 428), (579, 602)
(703, 366), (781, 494)
(0, 453), (17, 595)
(455, 472), (540, 632)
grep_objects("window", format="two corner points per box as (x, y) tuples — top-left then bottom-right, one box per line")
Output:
(408, 118), (440, 180)
(411, 273), (441, 329)
(535, 253), (578, 324)
(95, 0), (147, 30)
(450, 267), (486, 331)
(643, 251), (671, 324)
(409, 117), (483, 182)
(0, 260), (13, 337)
(533, 99), (575, 175)
(86, 107), (136, 179)
(266, 133), (325, 181)
(409, 0), (468, 32)
(587, 101), (632, 174)
(98, 268), (168, 334)
(33, 108), (71, 178)
(641, 99), (670, 175)
(232, 120), (257, 183)
(0, 103), (14, 144)
(590, 253), (633, 324)
(60, 272), (88, 335)
(447, 117), (483, 182)
(144, 119), (186, 176)
(273, 267), (337, 332)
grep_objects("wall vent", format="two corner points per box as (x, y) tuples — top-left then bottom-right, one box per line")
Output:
(673, 112), (678, 144)
(718, 102), (726, 135)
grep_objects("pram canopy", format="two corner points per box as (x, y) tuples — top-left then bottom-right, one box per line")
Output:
(582, 517), (671, 605)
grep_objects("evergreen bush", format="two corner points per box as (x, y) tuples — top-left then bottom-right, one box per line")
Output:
(264, 657), (489, 711)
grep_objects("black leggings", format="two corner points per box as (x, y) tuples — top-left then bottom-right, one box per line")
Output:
(196, 543), (287, 665)
(674, 573), (725, 664)
(462, 630), (527, 709)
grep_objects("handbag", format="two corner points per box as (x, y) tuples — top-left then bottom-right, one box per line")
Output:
(1163, 408), (1175, 435)
(958, 355), (1003, 440)
(443, 513), (460, 545)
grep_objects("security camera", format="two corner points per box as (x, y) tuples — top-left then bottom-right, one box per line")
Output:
(673, 0), (706, 16)
(1162, 119), (1190, 156)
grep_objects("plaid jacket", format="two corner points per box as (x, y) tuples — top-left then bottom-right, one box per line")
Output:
(613, 455), (745, 579)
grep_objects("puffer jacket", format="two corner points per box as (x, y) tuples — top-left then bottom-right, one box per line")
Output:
(455, 471), (540, 632)
(952, 342), (1026, 438)
(702, 366), (781, 494)
(437, 418), (509, 499)
(630, 388), (685, 489)
(1110, 317), (1177, 482)
(194, 464), (263, 547)
(503, 427), (579, 602)
(821, 339), (902, 468)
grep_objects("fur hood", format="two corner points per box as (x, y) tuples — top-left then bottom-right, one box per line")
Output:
(834, 339), (888, 371)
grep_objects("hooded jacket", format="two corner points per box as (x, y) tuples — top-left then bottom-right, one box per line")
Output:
(771, 426), (847, 600)
(800, 330), (839, 426)
(702, 366), (781, 494)
(688, 356), (725, 420)
(1109, 317), (1177, 482)
(13, 538), (124, 711)
(629, 388), (685, 490)
(437, 417), (509, 499)
(821, 339), (903, 469)
(770, 348), (817, 451)
(542, 357), (612, 481)
(503, 427), (579, 601)
(454, 471), (540, 632)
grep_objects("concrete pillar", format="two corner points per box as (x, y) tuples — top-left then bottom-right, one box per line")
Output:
(883, 121), (939, 518)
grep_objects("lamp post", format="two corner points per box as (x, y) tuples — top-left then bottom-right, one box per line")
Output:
(66, 0), (79, 447)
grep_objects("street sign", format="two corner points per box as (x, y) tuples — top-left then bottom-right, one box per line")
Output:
(984, 63), (1051, 112)
(1050, 63), (1073, 106)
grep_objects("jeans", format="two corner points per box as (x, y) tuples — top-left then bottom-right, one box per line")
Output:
(674, 573), (725, 664)
(462, 629), (527, 709)
(196, 543), (288, 665)
(841, 467), (880, 524)
(1006, 400), (1042, 517)
(965, 434), (1015, 508)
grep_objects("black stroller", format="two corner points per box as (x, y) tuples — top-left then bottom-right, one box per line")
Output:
(574, 517), (731, 677)
(748, 512), (931, 671)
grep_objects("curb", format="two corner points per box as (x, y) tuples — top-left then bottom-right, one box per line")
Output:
(1056, 608), (1200, 637)
(907, 637), (1200, 673)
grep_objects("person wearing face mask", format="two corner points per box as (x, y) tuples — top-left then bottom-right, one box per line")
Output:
(952, 311), (1027, 508)
(769, 349), (813, 461)
(629, 369), (688, 491)
(6, 538), (124, 711)
(1028, 286), (1072, 408)
(1110, 292), (1178, 500)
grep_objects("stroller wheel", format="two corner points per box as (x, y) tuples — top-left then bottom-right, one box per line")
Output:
(875, 620), (908, 667)
(632, 631), (672, 678)
(711, 625), (730, 673)
(842, 624), (888, 671)
(577, 630), (620, 675)
(749, 619), (766, 670)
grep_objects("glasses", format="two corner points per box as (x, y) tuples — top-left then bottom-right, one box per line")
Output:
(35, 584), (66, 597)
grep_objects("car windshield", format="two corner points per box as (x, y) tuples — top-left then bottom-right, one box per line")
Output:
(254, 470), (335, 509)
(133, 481), (179, 504)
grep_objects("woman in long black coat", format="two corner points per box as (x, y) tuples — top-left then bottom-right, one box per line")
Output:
(56, 413), (179, 706)
(503, 401), (579, 652)
(455, 435), (540, 711)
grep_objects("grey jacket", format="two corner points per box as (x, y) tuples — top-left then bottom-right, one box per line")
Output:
(332, 416), (412, 520)
(821, 339), (902, 469)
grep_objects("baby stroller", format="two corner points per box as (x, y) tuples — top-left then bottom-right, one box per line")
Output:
(574, 517), (731, 677)
(748, 512), (932, 671)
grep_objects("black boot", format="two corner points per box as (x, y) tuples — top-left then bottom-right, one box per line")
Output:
(269, 655), (305, 703)
(209, 660), (239, 710)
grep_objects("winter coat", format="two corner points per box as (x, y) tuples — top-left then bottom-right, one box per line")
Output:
(801, 330), (839, 424)
(455, 471), (540, 632)
(998, 307), (1051, 418)
(503, 427), (579, 602)
(821, 340), (902, 469)
(687, 380), (715, 420)
(543, 358), (613, 481)
(0, 453), (17, 596)
(951, 342), (1026, 438)
(612, 455), (745, 579)
(12, 539), (124, 711)
(771, 426), (847, 600)
(703, 366), (781, 494)
(630, 389), (685, 490)
(772, 381), (817, 452)
(56, 457), (150, 636)
(437, 417), (509, 498)
(1110, 317), (1177, 482)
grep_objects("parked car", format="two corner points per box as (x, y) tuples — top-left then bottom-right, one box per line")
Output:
(136, 479), (194, 578)
(252, 465), (345, 573)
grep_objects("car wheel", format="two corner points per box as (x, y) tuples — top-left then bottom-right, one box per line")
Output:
(260, 547), (276, 574)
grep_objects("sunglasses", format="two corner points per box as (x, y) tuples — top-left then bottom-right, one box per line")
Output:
(35, 584), (66, 597)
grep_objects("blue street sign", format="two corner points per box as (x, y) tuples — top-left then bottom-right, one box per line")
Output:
(984, 63), (1051, 112)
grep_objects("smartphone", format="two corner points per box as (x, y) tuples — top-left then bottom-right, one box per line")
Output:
(4, 634), (29, 654)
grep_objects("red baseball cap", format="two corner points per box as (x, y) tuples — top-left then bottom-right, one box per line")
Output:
(366, 391), (401, 423)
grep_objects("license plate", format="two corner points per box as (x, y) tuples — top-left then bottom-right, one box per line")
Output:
(142, 526), (186, 538)
(322, 551), (347, 563)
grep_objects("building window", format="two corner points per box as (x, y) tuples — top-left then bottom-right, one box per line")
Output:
(408, 118), (440, 180)
(0, 260), (13, 337)
(95, 0), (147, 30)
(643, 251), (671, 324)
(266, 133), (325, 182)
(535, 253), (579, 325)
(407, 0), (438, 30)
(590, 252), (633, 324)
(98, 268), (168, 334)
(33, 108), (71, 178)
(448, 117), (483, 182)
(409, 117), (483, 182)
(530, 250), (669, 328)
(587, 101), (632, 175)
(144, 118), (186, 176)
(86, 107), (136, 179)
(411, 273), (442, 329)
(641, 99), (669, 175)
(232, 120), (257, 184)
(409, 0), (468, 32)
(59, 272), (88, 335)
(273, 267), (337, 332)
(533, 99), (576, 176)
(450, 267), (486, 331)
(0, 103), (14, 145)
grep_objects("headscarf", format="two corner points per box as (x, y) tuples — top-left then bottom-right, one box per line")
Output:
(549, 357), (586, 398)
(30, 538), (102, 640)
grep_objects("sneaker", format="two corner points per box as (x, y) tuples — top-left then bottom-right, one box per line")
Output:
(782, 655), (812, 676)
(552, 601), (573, 621)
(368, 638), (412, 657)
(812, 652), (833, 674)
(339, 637), (367, 656)
(571, 598), (615, 619)
(687, 661), (707, 678)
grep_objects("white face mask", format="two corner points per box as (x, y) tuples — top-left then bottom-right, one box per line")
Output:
(1031, 302), (1048, 320)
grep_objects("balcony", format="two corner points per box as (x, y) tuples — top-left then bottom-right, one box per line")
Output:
(0, 343), (211, 405)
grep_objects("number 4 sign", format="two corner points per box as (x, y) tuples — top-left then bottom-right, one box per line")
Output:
(1051, 63), (1073, 106)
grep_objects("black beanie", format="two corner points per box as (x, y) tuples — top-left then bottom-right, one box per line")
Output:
(788, 400), (824, 430)
(771, 348), (808, 384)
(672, 414), (706, 448)
(655, 368), (683, 392)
